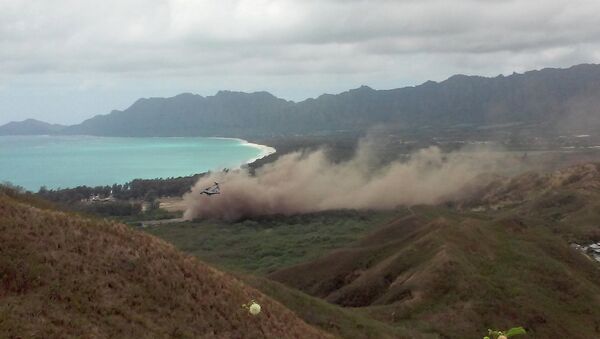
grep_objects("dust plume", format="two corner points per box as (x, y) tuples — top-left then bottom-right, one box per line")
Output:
(183, 139), (523, 221)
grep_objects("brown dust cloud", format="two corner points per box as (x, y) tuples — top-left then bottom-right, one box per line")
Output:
(183, 138), (524, 221)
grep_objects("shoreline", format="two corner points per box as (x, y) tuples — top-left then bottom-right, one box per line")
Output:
(211, 136), (277, 167)
(3, 135), (277, 191)
(241, 140), (277, 166)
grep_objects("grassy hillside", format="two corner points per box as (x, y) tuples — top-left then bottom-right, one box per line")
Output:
(141, 163), (600, 338)
(0, 191), (330, 338)
(144, 210), (399, 274)
(269, 164), (600, 339)
(462, 162), (600, 242)
(239, 275), (437, 339)
(269, 207), (600, 338)
(142, 210), (438, 338)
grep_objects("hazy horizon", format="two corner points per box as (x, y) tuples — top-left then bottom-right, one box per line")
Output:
(3, 0), (600, 125)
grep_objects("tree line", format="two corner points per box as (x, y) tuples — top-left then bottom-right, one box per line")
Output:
(37, 173), (206, 204)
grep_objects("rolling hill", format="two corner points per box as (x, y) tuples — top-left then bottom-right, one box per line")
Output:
(6, 160), (600, 338)
(269, 210), (600, 338)
(132, 162), (600, 338)
(268, 164), (600, 338)
(0, 119), (65, 136)
(0, 187), (330, 338)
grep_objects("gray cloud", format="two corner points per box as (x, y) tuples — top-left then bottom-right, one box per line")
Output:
(1, 0), (600, 124)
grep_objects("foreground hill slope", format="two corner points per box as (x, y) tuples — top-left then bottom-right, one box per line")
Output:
(0, 191), (329, 338)
(270, 164), (600, 338)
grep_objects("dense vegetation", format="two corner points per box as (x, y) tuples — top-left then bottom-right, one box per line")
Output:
(144, 210), (399, 274)
(36, 174), (204, 203)
(140, 163), (600, 338)
(3, 143), (600, 338)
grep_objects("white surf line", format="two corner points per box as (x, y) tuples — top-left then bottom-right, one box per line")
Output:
(210, 136), (277, 166)
(241, 140), (277, 165)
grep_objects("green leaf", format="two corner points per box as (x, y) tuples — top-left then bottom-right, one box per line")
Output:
(506, 327), (527, 337)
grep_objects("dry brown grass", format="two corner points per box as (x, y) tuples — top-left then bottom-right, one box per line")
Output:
(0, 193), (331, 338)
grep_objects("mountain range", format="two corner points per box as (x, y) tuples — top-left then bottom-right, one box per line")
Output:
(2, 63), (600, 137)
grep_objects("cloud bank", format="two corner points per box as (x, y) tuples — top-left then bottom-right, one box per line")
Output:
(183, 140), (523, 221)
(2, 0), (600, 124)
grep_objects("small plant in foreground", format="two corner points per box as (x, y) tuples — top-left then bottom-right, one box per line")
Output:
(483, 326), (526, 339)
(242, 300), (261, 315)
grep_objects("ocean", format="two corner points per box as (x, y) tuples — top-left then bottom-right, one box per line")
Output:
(0, 135), (274, 191)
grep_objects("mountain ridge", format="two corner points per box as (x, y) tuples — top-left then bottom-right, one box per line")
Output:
(2, 63), (600, 137)
(0, 119), (66, 136)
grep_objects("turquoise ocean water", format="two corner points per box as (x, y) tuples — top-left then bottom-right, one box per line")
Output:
(0, 135), (272, 191)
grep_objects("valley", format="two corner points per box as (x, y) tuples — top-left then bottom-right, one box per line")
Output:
(3, 63), (600, 338)
(133, 163), (600, 338)
(5, 2), (600, 337)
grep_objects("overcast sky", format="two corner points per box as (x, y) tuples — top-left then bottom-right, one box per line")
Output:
(2, 0), (600, 125)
